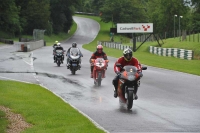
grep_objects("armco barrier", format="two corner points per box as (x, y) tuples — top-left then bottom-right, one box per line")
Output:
(14, 40), (44, 52)
(149, 46), (193, 60)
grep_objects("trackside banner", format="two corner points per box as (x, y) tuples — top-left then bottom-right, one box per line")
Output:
(117, 23), (153, 33)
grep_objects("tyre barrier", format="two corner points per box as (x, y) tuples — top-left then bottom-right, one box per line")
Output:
(149, 46), (194, 60)
(97, 41), (194, 60)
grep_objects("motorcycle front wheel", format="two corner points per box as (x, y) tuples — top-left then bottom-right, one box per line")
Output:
(97, 72), (102, 86)
(127, 90), (134, 110)
(57, 60), (61, 67)
(71, 66), (76, 75)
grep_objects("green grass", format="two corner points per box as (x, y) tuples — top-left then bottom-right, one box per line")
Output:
(0, 80), (105, 133)
(76, 14), (200, 76)
(1, 14), (200, 132)
(44, 21), (77, 46)
(9, 20), (77, 46)
(0, 110), (8, 133)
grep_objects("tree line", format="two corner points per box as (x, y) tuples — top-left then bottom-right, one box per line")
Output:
(0, 0), (199, 38)
(0, 0), (80, 37)
(77, 0), (200, 35)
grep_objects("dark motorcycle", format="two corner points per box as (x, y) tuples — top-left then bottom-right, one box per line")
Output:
(116, 63), (147, 110)
(68, 48), (82, 75)
(54, 49), (65, 67)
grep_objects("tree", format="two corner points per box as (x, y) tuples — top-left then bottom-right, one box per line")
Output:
(146, 0), (190, 34)
(24, 0), (50, 35)
(50, 0), (81, 34)
(100, 0), (147, 26)
(190, 0), (200, 32)
(0, 0), (21, 37)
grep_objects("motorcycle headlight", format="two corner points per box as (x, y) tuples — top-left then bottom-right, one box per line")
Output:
(128, 75), (135, 81)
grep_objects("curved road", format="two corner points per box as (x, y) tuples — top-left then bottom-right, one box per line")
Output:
(0, 16), (200, 133)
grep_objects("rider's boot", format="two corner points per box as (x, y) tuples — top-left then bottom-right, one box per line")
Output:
(78, 64), (81, 70)
(66, 63), (70, 69)
(134, 86), (138, 100)
(54, 56), (56, 63)
(114, 88), (118, 98)
(90, 73), (93, 78)
(62, 56), (64, 64)
(112, 79), (118, 98)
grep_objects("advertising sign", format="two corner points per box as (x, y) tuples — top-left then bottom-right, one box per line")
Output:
(117, 23), (153, 33)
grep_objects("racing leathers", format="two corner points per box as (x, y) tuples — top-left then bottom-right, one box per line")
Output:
(113, 56), (142, 99)
(90, 51), (108, 78)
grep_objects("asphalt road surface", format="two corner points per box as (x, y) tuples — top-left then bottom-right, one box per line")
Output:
(0, 16), (200, 133)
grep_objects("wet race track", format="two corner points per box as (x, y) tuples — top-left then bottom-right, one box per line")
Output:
(0, 16), (200, 133)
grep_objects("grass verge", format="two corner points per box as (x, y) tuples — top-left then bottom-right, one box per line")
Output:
(10, 20), (77, 47)
(0, 80), (105, 133)
(76, 14), (200, 76)
(0, 110), (8, 133)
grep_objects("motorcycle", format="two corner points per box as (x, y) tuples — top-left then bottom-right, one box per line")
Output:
(68, 48), (82, 75)
(116, 63), (147, 110)
(54, 49), (65, 67)
(91, 58), (109, 86)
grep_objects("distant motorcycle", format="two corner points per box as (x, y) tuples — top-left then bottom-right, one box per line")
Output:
(54, 49), (65, 67)
(91, 58), (109, 86)
(116, 63), (147, 110)
(67, 47), (82, 75)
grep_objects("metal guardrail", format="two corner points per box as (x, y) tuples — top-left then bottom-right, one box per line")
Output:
(0, 38), (14, 44)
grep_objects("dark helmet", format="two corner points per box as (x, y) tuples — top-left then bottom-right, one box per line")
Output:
(72, 42), (77, 48)
(96, 45), (103, 53)
(123, 48), (133, 61)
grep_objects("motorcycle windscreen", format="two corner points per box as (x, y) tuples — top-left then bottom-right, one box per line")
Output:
(70, 48), (80, 59)
(56, 50), (63, 54)
(95, 58), (105, 68)
(122, 65), (138, 81)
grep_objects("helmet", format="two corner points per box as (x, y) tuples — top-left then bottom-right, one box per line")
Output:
(97, 45), (103, 53)
(55, 41), (58, 44)
(123, 48), (133, 61)
(57, 43), (61, 46)
(72, 42), (77, 47)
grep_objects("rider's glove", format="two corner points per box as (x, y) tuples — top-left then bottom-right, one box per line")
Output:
(138, 72), (143, 77)
(116, 71), (121, 77)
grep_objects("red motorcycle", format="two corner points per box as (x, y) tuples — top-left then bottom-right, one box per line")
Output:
(91, 58), (109, 86)
(116, 63), (147, 110)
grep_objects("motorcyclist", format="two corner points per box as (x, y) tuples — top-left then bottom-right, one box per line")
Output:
(53, 42), (64, 63)
(53, 40), (59, 49)
(66, 42), (83, 69)
(90, 45), (108, 78)
(113, 48), (142, 100)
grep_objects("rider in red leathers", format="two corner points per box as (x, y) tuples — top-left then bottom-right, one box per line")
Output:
(113, 48), (142, 99)
(90, 45), (108, 78)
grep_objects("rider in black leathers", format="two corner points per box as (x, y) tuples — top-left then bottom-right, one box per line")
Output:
(53, 42), (64, 63)
(66, 42), (83, 69)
